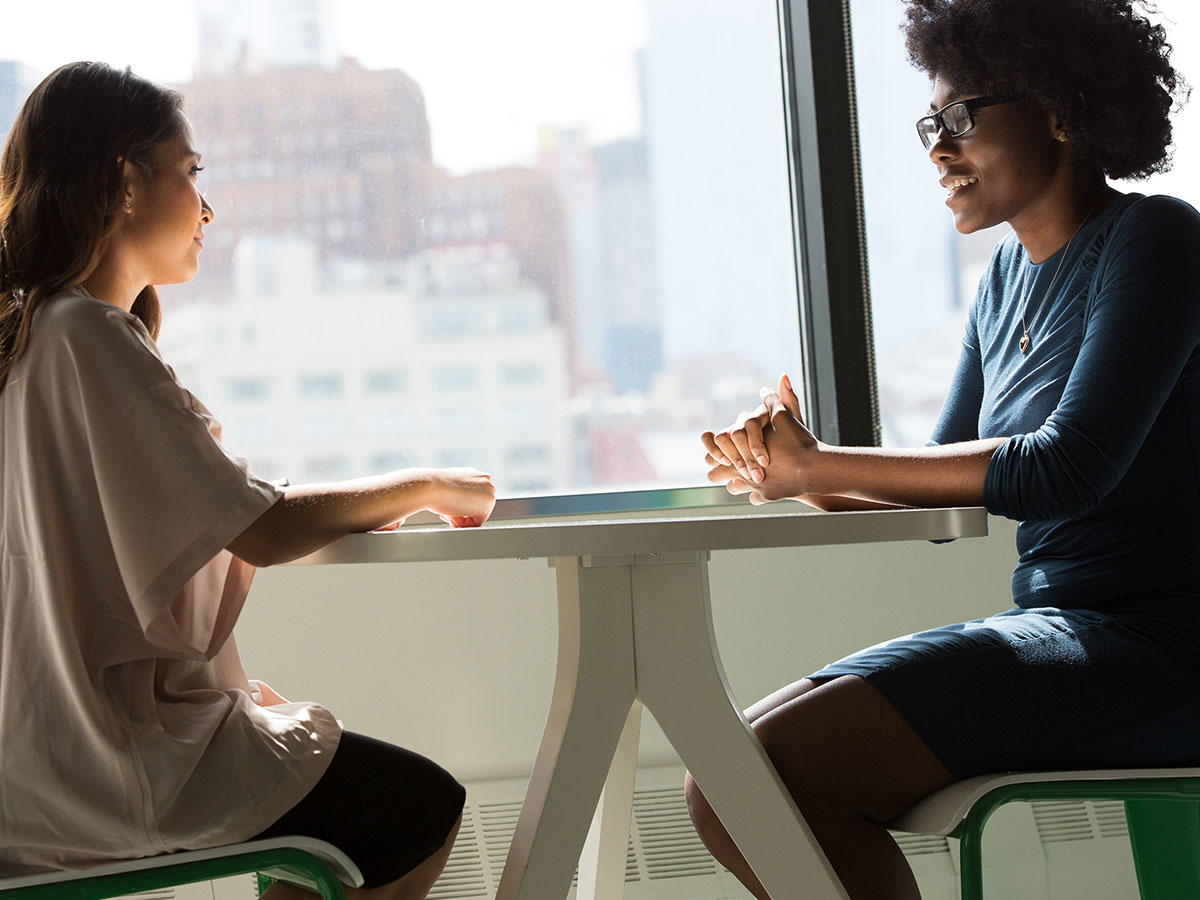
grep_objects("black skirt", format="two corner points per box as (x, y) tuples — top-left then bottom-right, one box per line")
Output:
(251, 730), (465, 889)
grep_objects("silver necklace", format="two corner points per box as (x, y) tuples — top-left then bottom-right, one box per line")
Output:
(1018, 187), (1110, 355)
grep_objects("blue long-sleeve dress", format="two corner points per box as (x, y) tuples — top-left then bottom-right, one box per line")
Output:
(811, 192), (1200, 778)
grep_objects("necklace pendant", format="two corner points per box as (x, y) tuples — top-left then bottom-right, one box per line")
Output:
(1019, 334), (1031, 354)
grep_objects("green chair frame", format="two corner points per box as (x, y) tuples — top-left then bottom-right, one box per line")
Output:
(891, 768), (1200, 900)
(0, 836), (360, 900)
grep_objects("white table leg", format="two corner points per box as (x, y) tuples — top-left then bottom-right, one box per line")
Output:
(577, 700), (643, 900)
(496, 557), (638, 900)
(630, 553), (850, 900)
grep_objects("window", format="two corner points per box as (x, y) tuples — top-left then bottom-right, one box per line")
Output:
(3, 1), (876, 513)
(500, 364), (542, 389)
(851, 0), (1200, 448)
(228, 377), (270, 401)
(298, 374), (343, 398)
(430, 366), (478, 392)
(506, 444), (552, 466)
(299, 412), (349, 440)
(365, 369), (408, 394)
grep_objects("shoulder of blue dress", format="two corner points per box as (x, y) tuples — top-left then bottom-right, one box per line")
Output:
(1116, 192), (1200, 227)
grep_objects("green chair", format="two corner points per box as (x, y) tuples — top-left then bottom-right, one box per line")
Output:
(0, 835), (361, 899)
(891, 767), (1200, 900)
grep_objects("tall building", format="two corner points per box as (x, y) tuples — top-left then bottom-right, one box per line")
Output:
(594, 135), (659, 393)
(537, 125), (604, 380)
(175, 59), (434, 300)
(159, 237), (572, 492)
(421, 164), (576, 374)
(538, 125), (660, 394)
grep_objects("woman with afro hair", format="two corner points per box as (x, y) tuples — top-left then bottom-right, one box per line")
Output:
(693, 0), (1200, 897)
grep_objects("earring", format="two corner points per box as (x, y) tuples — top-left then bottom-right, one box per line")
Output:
(1056, 133), (1069, 143)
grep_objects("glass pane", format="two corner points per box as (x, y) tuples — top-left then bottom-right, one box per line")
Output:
(853, 0), (1200, 449)
(1, 0), (802, 501)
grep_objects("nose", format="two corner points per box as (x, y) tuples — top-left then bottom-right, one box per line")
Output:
(927, 131), (960, 165)
(200, 193), (214, 225)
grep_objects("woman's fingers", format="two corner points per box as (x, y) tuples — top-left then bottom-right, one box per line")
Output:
(440, 513), (485, 528)
(708, 465), (752, 493)
(703, 406), (770, 483)
(700, 431), (730, 466)
(779, 373), (803, 420)
(371, 519), (405, 532)
(732, 415), (766, 482)
(708, 466), (770, 505)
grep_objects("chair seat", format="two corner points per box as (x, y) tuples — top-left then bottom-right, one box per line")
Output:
(0, 835), (363, 891)
(891, 767), (1200, 836)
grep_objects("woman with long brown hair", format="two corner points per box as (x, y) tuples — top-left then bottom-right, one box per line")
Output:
(0, 61), (495, 899)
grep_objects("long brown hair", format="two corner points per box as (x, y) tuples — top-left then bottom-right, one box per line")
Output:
(0, 62), (183, 391)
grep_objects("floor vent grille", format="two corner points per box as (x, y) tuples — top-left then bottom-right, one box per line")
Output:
(892, 833), (952, 857)
(632, 787), (719, 881)
(428, 810), (489, 898)
(435, 777), (958, 896)
(1031, 799), (1128, 844)
(477, 800), (523, 887)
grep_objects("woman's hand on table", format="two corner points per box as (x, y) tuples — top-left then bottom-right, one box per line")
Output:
(424, 467), (497, 528)
(371, 469), (496, 530)
(702, 374), (820, 504)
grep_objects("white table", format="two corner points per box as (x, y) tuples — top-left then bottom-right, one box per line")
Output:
(295, 506), (988, 899)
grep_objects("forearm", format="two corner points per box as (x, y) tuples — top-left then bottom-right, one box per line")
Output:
(802, 438), (1005, 508)
(229, 470), (437, 567)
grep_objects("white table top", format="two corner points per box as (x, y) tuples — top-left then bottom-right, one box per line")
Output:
(291, 506), (988, 566)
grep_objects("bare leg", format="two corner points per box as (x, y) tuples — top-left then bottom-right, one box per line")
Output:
(260, 813), (463, 900)
(686, 675), (954, 900)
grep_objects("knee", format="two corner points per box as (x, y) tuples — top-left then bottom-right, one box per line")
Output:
(748, 712), (833, 813)
(684, 771), (725, 844)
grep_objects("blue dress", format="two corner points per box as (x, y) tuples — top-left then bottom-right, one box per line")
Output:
(812, 193), (1200, 778)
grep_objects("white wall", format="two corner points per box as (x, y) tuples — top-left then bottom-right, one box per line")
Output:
(234, 513), (1019, 782)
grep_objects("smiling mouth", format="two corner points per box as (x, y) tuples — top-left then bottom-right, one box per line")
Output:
(945, 177), (978, 198)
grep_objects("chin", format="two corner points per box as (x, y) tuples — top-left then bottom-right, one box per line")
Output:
(161, 265), (201, 286)
(951, 211), (1000, 235)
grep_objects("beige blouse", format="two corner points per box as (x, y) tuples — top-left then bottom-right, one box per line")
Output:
(0, 290), (341, 874)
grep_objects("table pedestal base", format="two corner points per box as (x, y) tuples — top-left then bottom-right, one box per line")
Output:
(494, 552), (849, 900)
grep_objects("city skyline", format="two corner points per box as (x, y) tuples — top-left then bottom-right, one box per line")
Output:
(0, 0), (647, 175)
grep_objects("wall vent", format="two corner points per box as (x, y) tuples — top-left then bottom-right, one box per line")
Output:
(428, 809), (489, 899)
(434, 775), (957, 897)
(892, 833), (951, 857)
(632, 787), (719, 881)
(1031, 799), (1128, 844)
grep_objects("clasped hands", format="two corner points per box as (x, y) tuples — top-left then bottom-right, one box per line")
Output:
(701, 373), (821, 505)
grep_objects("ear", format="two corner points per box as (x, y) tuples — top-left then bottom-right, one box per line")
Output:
(118, 157), (139, 214)
(1051, 93), (1085, 144)
(1049, 113), (1071, 145)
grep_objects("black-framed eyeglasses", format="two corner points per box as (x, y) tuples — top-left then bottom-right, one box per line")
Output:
(915, 95), (1021, 149)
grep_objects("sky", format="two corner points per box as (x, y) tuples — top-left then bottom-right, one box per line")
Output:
(6, 0), (1199, 178)
(1, 0), (648, 174)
